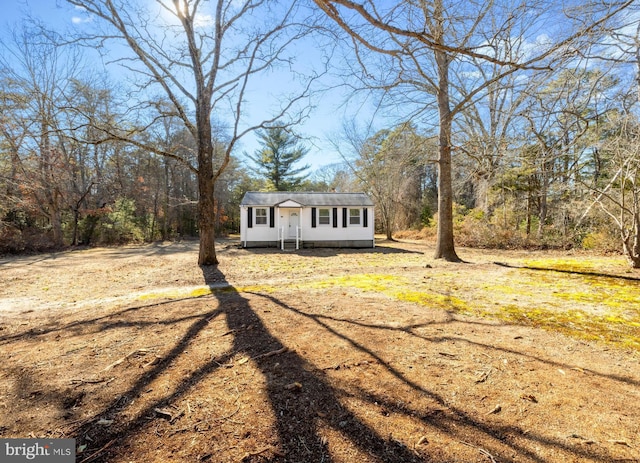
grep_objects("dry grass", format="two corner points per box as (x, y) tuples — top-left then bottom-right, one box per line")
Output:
(0, 238), (639, 463)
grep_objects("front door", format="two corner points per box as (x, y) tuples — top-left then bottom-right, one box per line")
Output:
(288, 211), (299, 238)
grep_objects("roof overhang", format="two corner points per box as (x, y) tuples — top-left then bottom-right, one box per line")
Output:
(276, 199), (304, 208)
(240, 191), (374, 207)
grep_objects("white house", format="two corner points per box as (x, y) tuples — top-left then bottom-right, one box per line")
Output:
(240, 192), (375, 249)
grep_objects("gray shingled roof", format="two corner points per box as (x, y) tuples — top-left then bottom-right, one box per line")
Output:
(240, 191), (374, 207)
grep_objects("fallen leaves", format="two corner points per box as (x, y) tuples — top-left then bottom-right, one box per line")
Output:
(103, 348), (151, 371)
(521, 394), (538, 403)
(486, 404), (502, 415)
(3, 241), (640, 463)
(283, 381), (302, 391)
(475, 369), (492, 383)
(154, 407), (185, 424)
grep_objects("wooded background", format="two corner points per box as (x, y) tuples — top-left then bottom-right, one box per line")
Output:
(2, 0), (640, 266)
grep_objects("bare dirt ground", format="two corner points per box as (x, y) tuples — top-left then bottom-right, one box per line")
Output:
(0, 237), (639, 463)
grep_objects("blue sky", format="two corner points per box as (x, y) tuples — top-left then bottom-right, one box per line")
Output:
(4, 1), (75, 29)
(1, 0), (369, 174)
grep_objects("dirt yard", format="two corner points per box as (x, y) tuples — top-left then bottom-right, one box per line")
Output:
(0, 238), (638, 463)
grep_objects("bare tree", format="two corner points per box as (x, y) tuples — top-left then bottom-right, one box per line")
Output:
(66, 0), (324, 265)
(452, 22), (538, 215)
(312, 162), (358, 192)
(0, 75), (28, 223)
(314, 0), (633, 261)
(0, 24), (85, 248)
(519, 68), (618, 240)
(585, 114), (640, 267)
(357, 123), (431, 239)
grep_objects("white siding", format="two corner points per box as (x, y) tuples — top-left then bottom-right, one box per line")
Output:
(240, 206), (279, 244)
(240, 205), (374, 246)
(299, 207), (374, 242)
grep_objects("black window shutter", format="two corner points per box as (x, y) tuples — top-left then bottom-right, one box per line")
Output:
(363, 208), (368, 227)
(269, 207), (275, 228)
(332, 208), (338, 228)
(311, 207), (317, 228)
(247, 207), (253, 228)
(342, 208), (347, 228)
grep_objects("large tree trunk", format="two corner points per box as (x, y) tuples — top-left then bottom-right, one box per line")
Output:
(474, 172), (492, 213)
(196, 100), (219, 266)
(163, 160), (170, 240)
(198, 174), (218, 266)
(433, 49), (461, 262)
(385, 206), (393, 240)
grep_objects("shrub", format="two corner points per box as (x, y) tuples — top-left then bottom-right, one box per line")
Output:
(581, 231), (620, 253)
(95, 198), (146, 245)
(0, 223), (25, 254)
(0, 224), (60, 254)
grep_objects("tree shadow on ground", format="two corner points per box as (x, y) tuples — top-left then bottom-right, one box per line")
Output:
(202, 266), (423, 463)
(243, 291), (628, 463)
(494, 261), (640, 282)
(30, 266), (631, 462)
(242, 242), (425, 258)
(61, 267), (421, 462)
(298, 310), (640, 388)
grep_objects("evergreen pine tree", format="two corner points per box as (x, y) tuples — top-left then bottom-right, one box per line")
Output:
(248, 127), (310, 191)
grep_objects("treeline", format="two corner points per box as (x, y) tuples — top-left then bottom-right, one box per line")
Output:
(2, 5), (640, 264)
(333, 69), (640, 257)
(0, 53), (636, 255)
(0, 43), (332, 253)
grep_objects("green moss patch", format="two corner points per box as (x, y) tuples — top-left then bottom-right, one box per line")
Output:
(300, 268), (640, 351)
(134, 255), (640, 351)
(482, 305), (640, 350)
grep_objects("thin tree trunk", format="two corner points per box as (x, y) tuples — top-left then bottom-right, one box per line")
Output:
(526, 189), (532, 237)
(40, 121), (65, 248)
(537, 170), (549, 240)
(163, 161), (170, 240)
(72, 209), (79, 246)
(50, 204), (64, 247)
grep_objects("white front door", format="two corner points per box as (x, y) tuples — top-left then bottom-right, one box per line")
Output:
(288, 211), (299, 238)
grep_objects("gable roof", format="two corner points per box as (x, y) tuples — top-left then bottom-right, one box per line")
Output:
(240, 191), (374, 207)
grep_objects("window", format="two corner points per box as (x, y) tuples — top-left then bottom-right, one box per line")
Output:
(349, 208), (361, 225)
(319, 208), (330, 225)
(255, 208), (267, 225)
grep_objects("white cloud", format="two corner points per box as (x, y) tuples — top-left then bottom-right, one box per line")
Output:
(72, 16), (93, 24)
(194, 14), (214, 28)
(71, 5), (92, 24)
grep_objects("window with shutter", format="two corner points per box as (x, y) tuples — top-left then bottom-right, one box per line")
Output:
(319, 208), (330, 225)
(349, 208), (361, 225)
